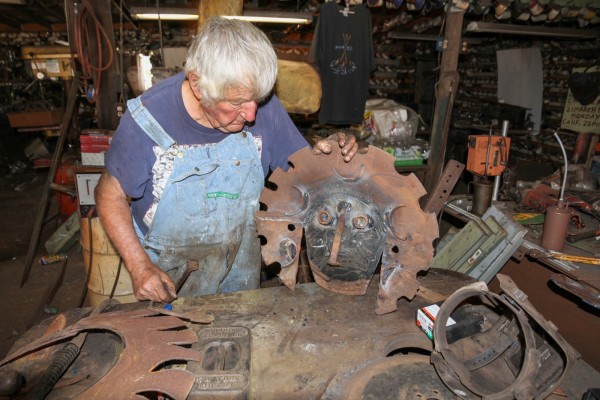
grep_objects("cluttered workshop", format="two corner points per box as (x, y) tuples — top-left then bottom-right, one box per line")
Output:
(0, 0), (599, 398)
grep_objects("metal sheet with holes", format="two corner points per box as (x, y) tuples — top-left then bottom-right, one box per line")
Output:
(182, 270), (474, 399)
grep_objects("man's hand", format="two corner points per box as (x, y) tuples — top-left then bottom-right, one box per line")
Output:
(95, 172), (177, 304)
(130, 260), (177, 303)
(313, 131), (367, 162)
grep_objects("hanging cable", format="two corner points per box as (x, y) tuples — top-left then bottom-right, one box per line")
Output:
(78, 215), (94, 308)
(109, 257), (123, 299)
(73, 0), (114, 103)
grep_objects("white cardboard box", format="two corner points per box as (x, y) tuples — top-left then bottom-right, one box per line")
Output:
(416, 303), (456, 340)
(81, 152), (105, 166)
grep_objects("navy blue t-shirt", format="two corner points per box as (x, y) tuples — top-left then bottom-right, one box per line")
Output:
(105, 71), (309, 233)
(315, 2), (375, 125)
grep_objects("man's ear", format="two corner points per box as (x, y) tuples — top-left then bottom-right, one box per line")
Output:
(188, 73), (202, 99)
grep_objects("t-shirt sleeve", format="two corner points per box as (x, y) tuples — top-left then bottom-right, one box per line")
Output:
(104, 110), (155, 199)
(261, 95), (310, 173)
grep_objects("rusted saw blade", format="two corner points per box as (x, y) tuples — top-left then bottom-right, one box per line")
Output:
(1, 309), (203, 399)
(256, 140), (438, 314)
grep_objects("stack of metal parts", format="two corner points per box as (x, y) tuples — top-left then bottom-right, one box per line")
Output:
(0, 277), (582, 399)
(430, 274), (580, 400)
(322, 274), (580, 399)
(431, 204), (527, 283)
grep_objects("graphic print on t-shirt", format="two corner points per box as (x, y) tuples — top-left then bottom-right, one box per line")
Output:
(330, 33), (357, 75)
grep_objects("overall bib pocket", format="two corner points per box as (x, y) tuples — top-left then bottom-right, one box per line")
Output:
(172, 159), (255, 223)
(173, 163), (218, 219)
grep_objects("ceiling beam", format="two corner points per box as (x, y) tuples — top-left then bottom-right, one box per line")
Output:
(198, 0), (243, 29)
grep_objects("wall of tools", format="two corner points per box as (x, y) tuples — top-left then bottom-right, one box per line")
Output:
(0, 3), (598, 171)
(448, 35), (599, 170)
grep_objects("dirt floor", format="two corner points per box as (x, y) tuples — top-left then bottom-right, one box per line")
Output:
(0, 168), (87, 359)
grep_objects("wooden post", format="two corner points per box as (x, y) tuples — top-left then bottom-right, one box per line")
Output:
(198, 0), (243, 28)
(65, 0), (119, 130)
(423, 8), (464, 199)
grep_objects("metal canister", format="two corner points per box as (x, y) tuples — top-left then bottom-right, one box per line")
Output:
(541, 203), (573, 251)
(471, 180), (494, 216)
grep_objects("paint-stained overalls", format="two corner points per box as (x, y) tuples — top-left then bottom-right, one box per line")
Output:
(127, 97), (264, 296)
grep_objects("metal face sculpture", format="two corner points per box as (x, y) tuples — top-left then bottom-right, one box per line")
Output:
(305, 192), (386, 295)
(256, 140), (438, 315)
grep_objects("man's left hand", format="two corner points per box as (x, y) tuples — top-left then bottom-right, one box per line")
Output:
(313, 131), (367, 162)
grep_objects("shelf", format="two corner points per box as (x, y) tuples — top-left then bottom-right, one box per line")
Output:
(465, 21), (598, 39)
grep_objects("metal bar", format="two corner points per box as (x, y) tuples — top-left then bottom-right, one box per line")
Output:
(26, 258), (68, 329)
(492, 120), (509, 200)
(424, 9), (464, 197)
(424, 159), (465, 215)
(20, 72), (80, 287)
(466, 21), (599, 39)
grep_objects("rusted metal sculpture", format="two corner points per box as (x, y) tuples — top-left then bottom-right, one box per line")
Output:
(0, 309), (209, 399)
(431, 274), (580, 399)
(256, 140), (438, 315)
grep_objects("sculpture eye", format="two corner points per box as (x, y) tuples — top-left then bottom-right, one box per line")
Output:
(318, 210), (333, 225)
(352, 215), (369, 229)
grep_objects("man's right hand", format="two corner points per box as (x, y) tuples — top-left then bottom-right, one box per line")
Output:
(130, 261), (177, 303)
(95, 172), (177, 304)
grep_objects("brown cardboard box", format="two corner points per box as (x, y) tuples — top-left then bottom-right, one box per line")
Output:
(7, 108), (65, 128)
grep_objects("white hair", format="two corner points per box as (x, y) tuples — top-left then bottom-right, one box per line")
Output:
(185, 16), (278, 105)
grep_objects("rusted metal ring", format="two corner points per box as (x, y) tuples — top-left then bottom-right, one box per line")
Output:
(432, 282), (538, 399)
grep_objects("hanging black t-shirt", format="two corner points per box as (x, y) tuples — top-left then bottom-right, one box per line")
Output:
(314, 1), (375, 125)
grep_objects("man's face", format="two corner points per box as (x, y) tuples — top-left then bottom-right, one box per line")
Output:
(201, 86), (258, 133)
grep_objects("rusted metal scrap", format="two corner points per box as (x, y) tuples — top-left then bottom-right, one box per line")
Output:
(0, 309), (206, 399)
(256, 140), (438, 315)
(431, 275), (580, 400)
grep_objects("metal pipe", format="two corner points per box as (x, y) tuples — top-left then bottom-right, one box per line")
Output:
(20, 72), (81, 287)
(484, 122), (494, 180)
(492, 120), (510, 200)
(554, 131), (569, 203)
(540, 131), (571, 251)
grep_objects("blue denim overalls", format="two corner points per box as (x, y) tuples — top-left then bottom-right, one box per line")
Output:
(126, 96), (264, 295)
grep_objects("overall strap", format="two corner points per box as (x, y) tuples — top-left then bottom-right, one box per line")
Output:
(127, 96), (176, 150)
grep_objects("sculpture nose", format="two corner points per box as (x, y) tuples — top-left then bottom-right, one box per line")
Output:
(328, 202), (351, 266)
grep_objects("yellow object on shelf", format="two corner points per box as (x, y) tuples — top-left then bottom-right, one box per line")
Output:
(21, 45), (74, 79)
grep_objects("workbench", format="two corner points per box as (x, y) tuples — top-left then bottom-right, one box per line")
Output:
(177, 269), (470, 399)
(442, 196), (600, 309)
(5, 269), (600, 399)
